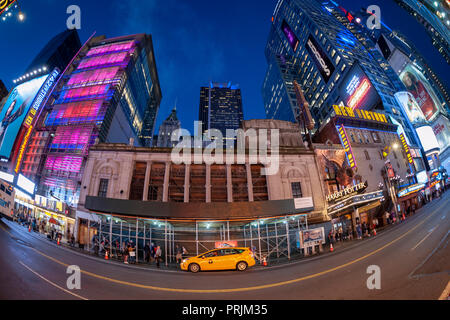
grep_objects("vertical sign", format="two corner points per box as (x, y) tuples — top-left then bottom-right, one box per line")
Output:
(399, 133), (413, 165)
(336, 125), (357, 168)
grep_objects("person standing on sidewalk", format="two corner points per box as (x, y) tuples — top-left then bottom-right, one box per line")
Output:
(155, 245), (162, 268)
(175, 245), (182, 264)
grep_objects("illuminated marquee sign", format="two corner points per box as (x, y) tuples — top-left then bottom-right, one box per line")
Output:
(0, 0), (17, 16)
(397, 183), (425, 198)
(326, 182), (366, 202)
(348, 79), (371, 109)
(15, 69), (59, 174)
(14, 125), (32, 173)
(399, 133), (413, 164)
(336, 125), (357, 168)
(23, 69), (60, 129)
(333, 105), (388, 123)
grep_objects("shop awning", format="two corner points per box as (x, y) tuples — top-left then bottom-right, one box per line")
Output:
(327, 190), (384, 217)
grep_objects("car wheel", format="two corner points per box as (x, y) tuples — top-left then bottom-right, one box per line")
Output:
(189, 263), (200, 273)
(236, 261), (248, 271)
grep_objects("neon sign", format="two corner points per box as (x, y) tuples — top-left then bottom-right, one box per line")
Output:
(14, 125), (32, 173)
(348, 78), (370, 109)
(281, 20), (299, 52)
(333, 105), (388, 123)
(336, 125), (357, 168)
(399, 133), (413, 165)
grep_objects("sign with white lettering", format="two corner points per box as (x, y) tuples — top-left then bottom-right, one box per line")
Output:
(294, 197), (314, 210)
(305, 34), (335, 83)
(326, 182), (366, 203)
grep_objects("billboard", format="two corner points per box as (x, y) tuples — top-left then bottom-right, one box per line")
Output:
(338, 63), (381, 110)
(281, 20), (299, 52)
(299, 227), (325, 249)
(394, 92), (427, 127)
(416, 126), (440, 153)
(400, 64), (442, 121)
(305, 34), (335, 83)
(431, 115), (450, 153)
(0, 75), (48, 159)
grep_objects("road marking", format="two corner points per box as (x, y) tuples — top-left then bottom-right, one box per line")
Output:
(438, 281), (450, 300)
(411, 226), (437, 251)
(1, 198), (448, 294)
(19, 261), (88, 300)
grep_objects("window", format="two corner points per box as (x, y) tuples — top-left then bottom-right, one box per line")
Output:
(364, 150), (370, 160)
(291, 182), (303, 198)
(98, 179), (109, 198)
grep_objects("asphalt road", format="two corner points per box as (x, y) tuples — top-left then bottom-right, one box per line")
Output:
(0, 192), (449, 300)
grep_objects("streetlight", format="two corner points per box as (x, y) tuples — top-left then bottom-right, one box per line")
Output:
(18, 12), (24, 21)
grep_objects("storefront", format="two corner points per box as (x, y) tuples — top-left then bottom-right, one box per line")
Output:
(327, 190), (384, 236)
(396, 183), (426, 216)
(34, 206), (75, 238)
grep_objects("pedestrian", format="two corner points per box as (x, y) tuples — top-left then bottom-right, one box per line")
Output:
(356, 224), (362, 240)
(175, 245), (182, 264)
(338, 227), (343, 242)
(122, 242), (129, 264)
(144, 242), (151, 263)
(71, 234), (75, 247)
(155, 245), (162, 268)
(182, 246), (188, 259)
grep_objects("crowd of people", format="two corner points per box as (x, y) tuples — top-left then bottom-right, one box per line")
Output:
(90, 235), (188, 268)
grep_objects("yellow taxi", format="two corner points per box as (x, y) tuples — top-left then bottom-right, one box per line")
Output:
(180, 247), (256, 272)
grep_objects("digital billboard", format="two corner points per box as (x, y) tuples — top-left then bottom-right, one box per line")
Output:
(281, 20), (299, 52)
(338, 63), (381, 110)
(431, 115), (450, 154)
(416, 125), (440, 153)
(0, 75), (48, 160)
(305, 34), (335, 83)
(394, 92), (427, 127)
(400, 64), (442, 121)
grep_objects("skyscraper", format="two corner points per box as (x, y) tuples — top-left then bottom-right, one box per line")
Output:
(394, 0), (450, 64)
(199, 82), (244, 144)
(262, 0), (418, 147)
(156, 107), (181, 148)
(24, 29), (82, 74)
(19, 33), (162, 205)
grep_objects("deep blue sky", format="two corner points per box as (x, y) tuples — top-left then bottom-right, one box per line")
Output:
(0, 0), (448, 134)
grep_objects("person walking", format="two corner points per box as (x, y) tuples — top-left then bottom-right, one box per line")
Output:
(175, 245), (183, 264)
(122, 242), (129, 264)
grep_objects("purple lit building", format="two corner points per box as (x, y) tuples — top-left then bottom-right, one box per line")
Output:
(21, 34), (162, 206)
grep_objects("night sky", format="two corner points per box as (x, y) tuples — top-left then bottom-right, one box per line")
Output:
(0, 0), (448, 134)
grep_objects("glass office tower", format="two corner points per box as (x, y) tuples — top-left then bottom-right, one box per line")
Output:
(262, 0), (418, 146)
(23, 34), (162, 205)
(199, 82), (244, 145)
(394, 0), (450, 64)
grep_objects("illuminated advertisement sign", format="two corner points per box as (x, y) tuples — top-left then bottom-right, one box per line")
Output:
(14, 69), (59, 173)
(0, 171), (14, 183)
(0, 75), (48, 159)
(399, 133), (413, 165)
(416, 170), (428, 184)
(338, 63), (381, 110)
(281, 20), (299, 52)
(416, 125), (440, 153)
(305, 34), (335, 83)
(394, 92), (427, 127)
(400, 64), (442, 121)
(17, 174), (35, 195)
(326, 182), (366, 203)
(431, 115), (450, 153)
(333, 105), (388, 124)
(336, 125), (356, 168)
(0, 0), (17, 16)
(397, 183), (425, 198)
(299, 227), (325, 249)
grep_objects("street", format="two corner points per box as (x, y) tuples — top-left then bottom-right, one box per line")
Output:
(0, 192), (448, 300)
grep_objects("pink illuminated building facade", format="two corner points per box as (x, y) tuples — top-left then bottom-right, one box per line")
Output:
(20, 34), (162, 205)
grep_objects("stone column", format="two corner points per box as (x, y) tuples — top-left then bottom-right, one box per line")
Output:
(184, 164), (190, 202)
(143, 161), (152, 201)
(246, 163), (254, 201)
(227, 164), (233, 202)
(163, 162), (171, 202)
(206, 164), (211, 203)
